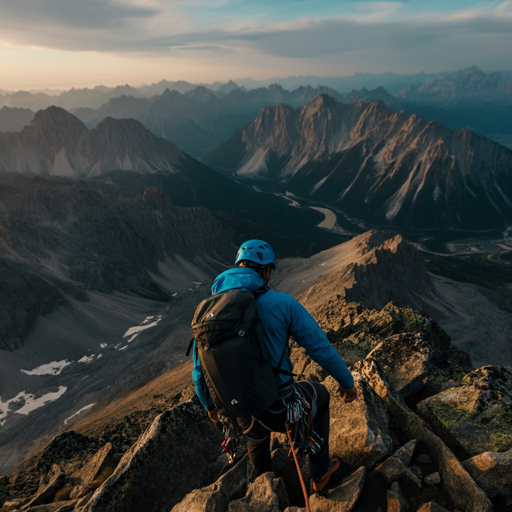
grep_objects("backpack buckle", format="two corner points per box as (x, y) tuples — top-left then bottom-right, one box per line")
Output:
(238, 330), (245, 337)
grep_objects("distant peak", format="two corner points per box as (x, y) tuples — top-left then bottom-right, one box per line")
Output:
(30, 106), (86, 132)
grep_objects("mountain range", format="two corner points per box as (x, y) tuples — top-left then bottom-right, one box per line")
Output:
(205, 94), (512, 230)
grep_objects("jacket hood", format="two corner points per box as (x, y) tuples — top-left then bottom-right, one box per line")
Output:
(211, 267), (269, 295)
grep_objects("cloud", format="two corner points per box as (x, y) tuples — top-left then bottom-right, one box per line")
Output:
(0, 1), (510, 76)
(0, 0), (158, 29)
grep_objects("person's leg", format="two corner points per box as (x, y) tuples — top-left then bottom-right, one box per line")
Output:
(236, 416), (273, 476)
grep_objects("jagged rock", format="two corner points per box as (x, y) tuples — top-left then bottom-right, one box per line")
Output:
(392, 440), (417, 466)
(273, 477), (290, 510)
(69, 484), (94, 500)
(416, 454), (432, 465)
(424, 472), (441, 485)
(216, 454), (254, 501)
(36, 432), (97, 476)
(308, 465), (366, 512)
(387, 481), (409, 512)
(417, 365), (512, 457)
(82, 402), (223, 512)
(289, 341), (326, 382)
(356, 358), (493, 512)
(72, 443), (115, 485)
(75, 492), (93, 510)
(416, 503), (451, 512)
(171, 482), (229, 512)
(462, 449), (512, 509)
(366, 333), (434, 398)
(25, 503), (75, 512)
(410, 465), (422, 479)
(351, 358), (412, 426)
(27, 465), (65, 507)
(228, 472), (282, 512)
(271, 448), (305, 507)
(405, 414), (493, 512)
(325, 373), (394, 467)
(283, 508), (307, 512)
(373, 456), (422, 488)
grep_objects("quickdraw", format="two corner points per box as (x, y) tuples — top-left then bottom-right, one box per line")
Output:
(220, 416), (240, 464)
(285, 386), (324, 458)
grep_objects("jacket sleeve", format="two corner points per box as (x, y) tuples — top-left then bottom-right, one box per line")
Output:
(288, 298), (355, 389)
(192, 340), (216, 411)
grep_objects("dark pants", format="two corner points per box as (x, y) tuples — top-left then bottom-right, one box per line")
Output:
(236, 381), (330, 481)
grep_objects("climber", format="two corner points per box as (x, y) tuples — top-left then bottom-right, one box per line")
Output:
(191, 239), (357, 496)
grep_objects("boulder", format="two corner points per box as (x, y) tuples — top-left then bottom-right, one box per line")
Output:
(417, 365), (512, 457)
(289, 341), (326, 382)
(72, 443), (115, 485)
(366, 333), (434, 398)
(308, 465), (366, 512)
(373, 456), (422, 488)
(82, 401), (223, 512)
(405, 414), (493, 512)
(355, 358), (493, 512)
(416, 503), (451, 512)
(216, 454), (254, 501)
(462, 449), (512, 509)
(387, 481), (409, 512)
(27, 465), (65, 507)
(171, 482), (229, 512)
(325, 373), (394, 467)
(25, 503), (75, 512)
(271, 448), (305, 507)
(228, 472), (282, 512)
(424, 472), (441, 486)
(352, 358), (412, 426)
(392, 440), (417, 466)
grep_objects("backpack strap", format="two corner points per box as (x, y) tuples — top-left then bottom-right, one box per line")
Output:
(185, 338), (195, 357)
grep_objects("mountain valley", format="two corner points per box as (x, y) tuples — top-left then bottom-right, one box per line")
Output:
(0, 70), (511, 511)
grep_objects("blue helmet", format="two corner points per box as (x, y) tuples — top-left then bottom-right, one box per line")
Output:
(235, 240), (276, 269)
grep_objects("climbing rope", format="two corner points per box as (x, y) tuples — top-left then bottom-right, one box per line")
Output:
(286, 423), (312, 512)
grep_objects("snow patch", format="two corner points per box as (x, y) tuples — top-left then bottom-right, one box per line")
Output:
(311, 173), (332, 194)
(0, 387), (67, 425)
(64, 403), (96, 425)
(78, 355), (96, 364)
(21, 360), (71, 376)
(100, 343), (108, 348)
(123, 315), (162, 343)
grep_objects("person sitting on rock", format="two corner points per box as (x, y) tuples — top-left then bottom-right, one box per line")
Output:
(192, 239), (357, 496)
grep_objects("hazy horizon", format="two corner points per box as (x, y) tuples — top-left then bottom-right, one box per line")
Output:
(0, 0), (511, 90)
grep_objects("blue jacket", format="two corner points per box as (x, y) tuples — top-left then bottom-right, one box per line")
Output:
(192, 267), (354, 411)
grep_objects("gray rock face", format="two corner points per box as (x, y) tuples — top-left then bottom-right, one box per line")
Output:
(72, 443), (115, 486)
(228, 472), (283, 512)
(325, 373), (394, 467)
(309, 465), (366, 512)
(27, 464), (65, 507)
(387, 481), (409, 512)
(82, 402), (223, 512)
(171, 482), (229, 512)
(462, 449), (512, 509)
(367, 332), (434, 397)
(417, 365), (512, 457)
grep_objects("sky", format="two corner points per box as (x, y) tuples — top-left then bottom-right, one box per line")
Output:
(0, 0), (511, 90)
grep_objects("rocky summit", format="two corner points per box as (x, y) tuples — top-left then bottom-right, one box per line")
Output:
(1, 232), (510, 512)
(205, 94), (512, 229)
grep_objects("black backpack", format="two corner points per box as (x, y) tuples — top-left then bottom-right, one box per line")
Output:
(190, 288), (288, 418)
